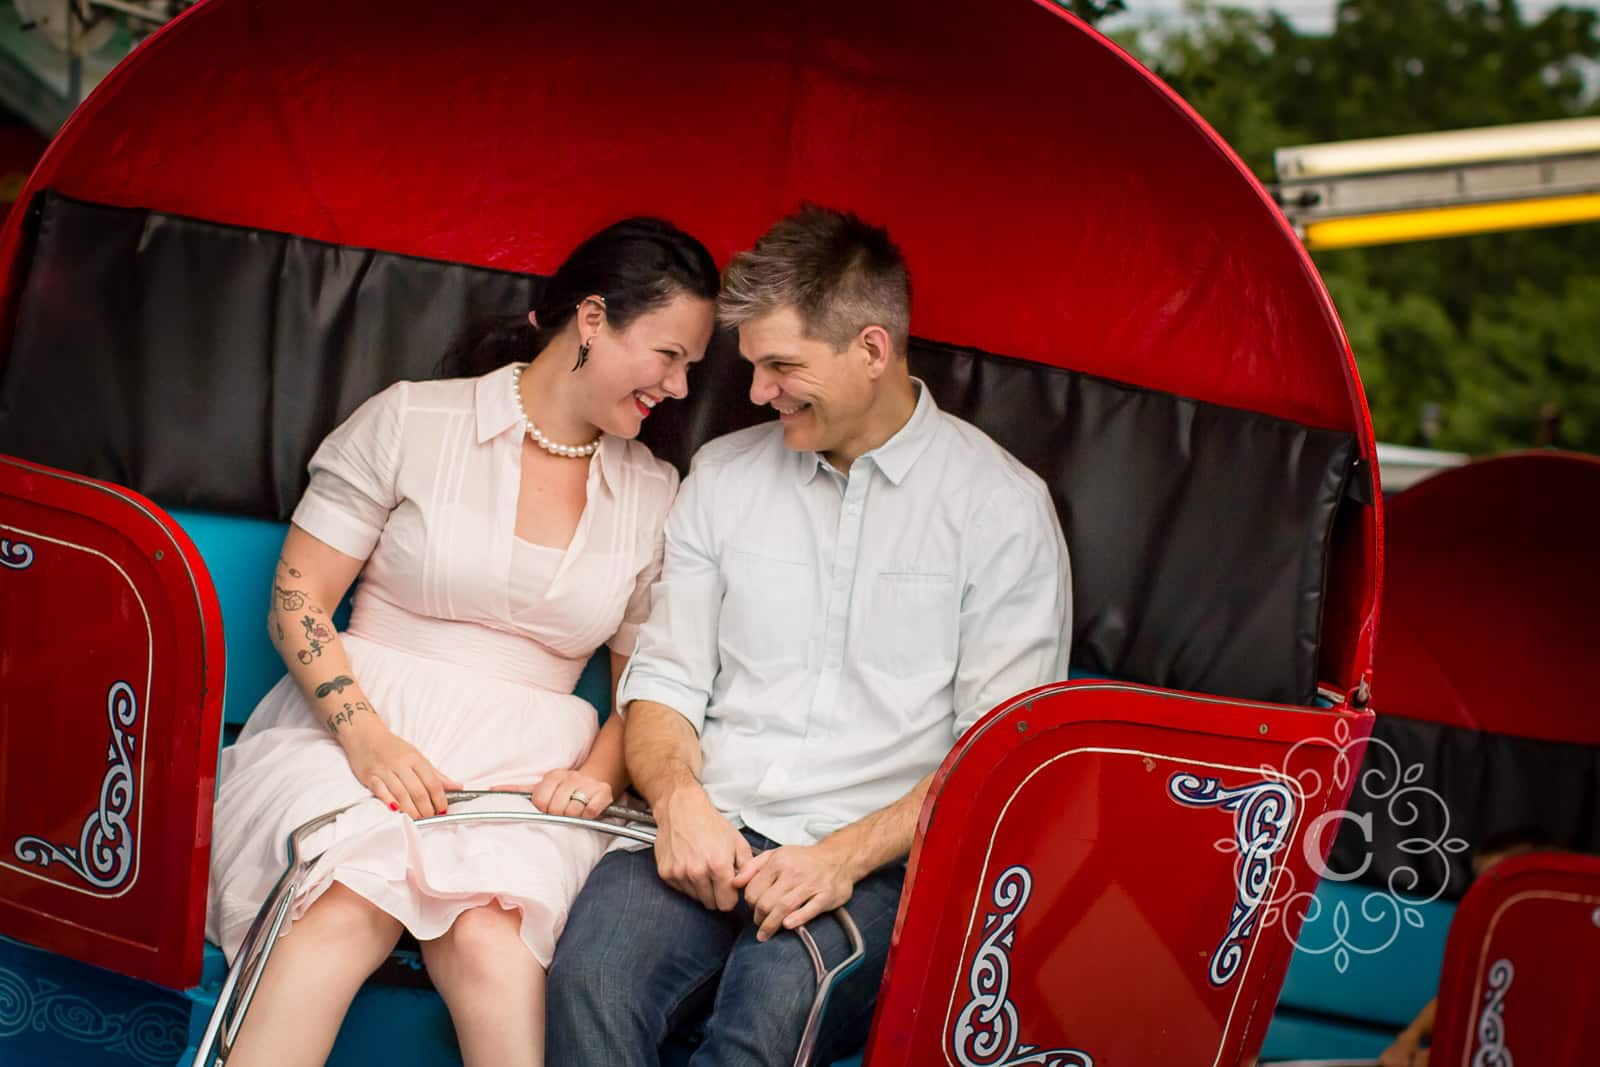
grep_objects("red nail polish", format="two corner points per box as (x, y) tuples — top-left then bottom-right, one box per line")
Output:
(388, 802), (399, 812)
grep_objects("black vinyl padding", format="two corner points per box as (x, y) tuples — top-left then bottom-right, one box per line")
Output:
(0, 191), (1358, 705)
(1329, 714), (1600, 899)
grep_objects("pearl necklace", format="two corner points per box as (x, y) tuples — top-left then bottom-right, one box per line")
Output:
(510, 364), (601, 458)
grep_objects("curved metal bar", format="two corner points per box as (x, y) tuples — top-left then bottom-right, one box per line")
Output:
(194, 790), (855, 1067)
(793, 907), (866, 1067)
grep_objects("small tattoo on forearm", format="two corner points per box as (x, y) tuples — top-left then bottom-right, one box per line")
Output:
(325, 700), (370, 733)
(276, 557), (303, 579)
(314, 674), (355, 698)
(274, 584), (307, 611)
(295, 614), (336, 664)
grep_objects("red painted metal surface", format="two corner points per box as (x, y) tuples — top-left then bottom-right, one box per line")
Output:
(1429, 850), (1600, 1067)
(0, 0), (1380, 694)
(0, 454), (224, 988)
(866, 681), (1374, 1065)
(1375, 451), (1600, 744)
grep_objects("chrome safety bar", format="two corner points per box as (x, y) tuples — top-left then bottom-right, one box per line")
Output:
(193, 790), (864, 1067)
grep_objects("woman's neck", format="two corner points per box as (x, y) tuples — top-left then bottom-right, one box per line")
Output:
(517, 337), (601, 445)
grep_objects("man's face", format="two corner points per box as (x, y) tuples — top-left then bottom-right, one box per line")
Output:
(739, 306), (870, 456)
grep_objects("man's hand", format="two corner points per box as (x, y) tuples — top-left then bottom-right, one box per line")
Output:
(653, 784), (751, 911)
(732, 842), (855, 941)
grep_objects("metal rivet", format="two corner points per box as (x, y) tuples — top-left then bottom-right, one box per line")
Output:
(1258, 724), (1269, 735)
(1016, 721), (1028, 733)
(154, 550), (164, 561)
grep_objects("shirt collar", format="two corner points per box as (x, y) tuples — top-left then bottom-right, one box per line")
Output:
(475, 362), (620, 491)
(797, 378), (939, 487)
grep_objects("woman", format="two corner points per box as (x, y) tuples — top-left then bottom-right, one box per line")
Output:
(206, 217), (719, 1067)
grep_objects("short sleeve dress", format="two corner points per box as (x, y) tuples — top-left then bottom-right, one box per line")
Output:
(205, 364), (678, 966)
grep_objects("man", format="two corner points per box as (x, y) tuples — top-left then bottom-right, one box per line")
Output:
(546, 206), (1071, 1065)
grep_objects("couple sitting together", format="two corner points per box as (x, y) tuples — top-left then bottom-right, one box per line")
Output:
(206, 206), (1073, 1066)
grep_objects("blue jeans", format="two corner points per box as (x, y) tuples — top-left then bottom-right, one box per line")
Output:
(546, 829), (905, 1067)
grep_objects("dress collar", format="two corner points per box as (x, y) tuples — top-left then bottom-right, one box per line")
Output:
(474, 362), (620, 490)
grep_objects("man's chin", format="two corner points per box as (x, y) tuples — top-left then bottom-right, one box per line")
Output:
(779, 422), (818, 453)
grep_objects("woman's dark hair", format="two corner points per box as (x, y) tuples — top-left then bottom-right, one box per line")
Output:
(440, 217), (719, 377)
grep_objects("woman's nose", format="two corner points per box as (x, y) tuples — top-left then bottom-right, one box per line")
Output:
(664, 364), (689, 399)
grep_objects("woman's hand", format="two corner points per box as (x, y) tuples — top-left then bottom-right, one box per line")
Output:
(340, 719), (460, 818)
(497, 769), (614, 820)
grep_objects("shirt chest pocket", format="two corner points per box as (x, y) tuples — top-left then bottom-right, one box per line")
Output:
(719, 548), (814, 669)
(863, 571), (958, 677)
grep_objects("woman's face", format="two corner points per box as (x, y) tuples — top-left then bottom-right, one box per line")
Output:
(579, 292), (716, 439)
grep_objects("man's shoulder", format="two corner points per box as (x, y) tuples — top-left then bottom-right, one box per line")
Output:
(687, 420), (786, 479)
(929, 408), (1051, 503)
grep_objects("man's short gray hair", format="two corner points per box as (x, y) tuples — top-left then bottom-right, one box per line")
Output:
(718, 205), (911, 354)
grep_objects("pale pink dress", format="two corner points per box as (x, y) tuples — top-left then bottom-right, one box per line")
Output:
(205, 364), (678, 966)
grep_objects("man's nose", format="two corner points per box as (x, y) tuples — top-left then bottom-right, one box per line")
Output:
(749, 367), (778, 406)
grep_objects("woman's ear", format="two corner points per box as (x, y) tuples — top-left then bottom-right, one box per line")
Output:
(577, 294), (608, 342)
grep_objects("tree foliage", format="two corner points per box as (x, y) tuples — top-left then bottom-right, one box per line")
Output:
(1115, 1), (1600, 453)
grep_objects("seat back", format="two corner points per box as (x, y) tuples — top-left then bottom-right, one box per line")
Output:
(1, 192), (1360, 707)
(1429, 850), (1600, 1066)
(0, 455), (222, 988)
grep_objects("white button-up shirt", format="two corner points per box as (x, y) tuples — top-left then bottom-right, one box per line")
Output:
(618, 381), (1071, 846)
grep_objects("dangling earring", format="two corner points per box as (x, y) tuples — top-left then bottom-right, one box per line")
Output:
(572, 339), (592, 372)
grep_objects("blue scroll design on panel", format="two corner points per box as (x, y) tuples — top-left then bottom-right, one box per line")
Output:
(0, 537), (33, 569)
(14, 681), (140, 891)
(1169, 773), (1297, 987)
(950, 864), (1095, 1067)
(1473, 958), (1513, 1067)
(0, 965), (184, 1066)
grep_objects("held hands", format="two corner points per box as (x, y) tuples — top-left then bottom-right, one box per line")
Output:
(653, 785), (752, 911)
(340, 719), (461, 819)
(732, 842), (855, 942)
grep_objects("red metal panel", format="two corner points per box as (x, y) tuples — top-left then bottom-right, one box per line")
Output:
(0, 454), (223, 988)
(865, 682), (1372, 1065)
(1376, 451), (1600, 744)
(1429, 851), (1600, 1067)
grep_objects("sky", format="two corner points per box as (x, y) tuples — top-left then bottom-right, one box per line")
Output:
(1108, 0), (1600, 34)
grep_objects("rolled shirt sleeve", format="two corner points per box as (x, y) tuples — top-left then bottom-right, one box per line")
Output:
(615, 454), (725, 732)
(952, 481), (1073, 737)
(290, 383), (406, 560)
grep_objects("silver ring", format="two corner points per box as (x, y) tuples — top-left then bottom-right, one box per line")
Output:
(569, 791), (590, 806)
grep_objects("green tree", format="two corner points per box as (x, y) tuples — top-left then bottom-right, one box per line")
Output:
(1122, 1), (1600, 453)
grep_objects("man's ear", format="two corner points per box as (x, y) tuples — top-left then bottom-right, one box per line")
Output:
(859, 324), (894, 379)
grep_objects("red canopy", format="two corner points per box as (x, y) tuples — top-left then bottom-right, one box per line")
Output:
(0, 0), (1379, 690)
(1376, 452), (1600, 744)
